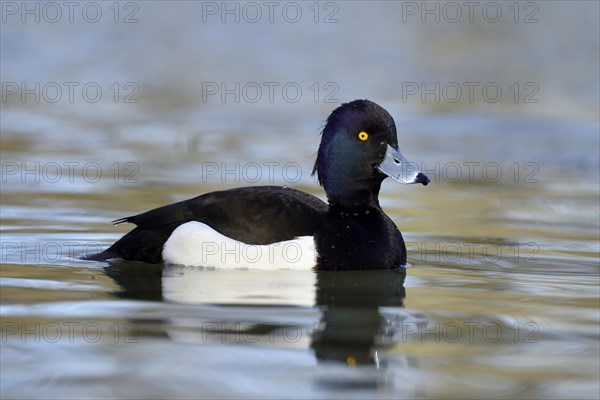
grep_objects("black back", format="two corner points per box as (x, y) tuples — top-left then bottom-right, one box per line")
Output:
(86, 186), (327, 263)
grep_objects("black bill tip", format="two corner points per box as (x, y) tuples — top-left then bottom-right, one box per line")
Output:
(416, 172), (430, 186)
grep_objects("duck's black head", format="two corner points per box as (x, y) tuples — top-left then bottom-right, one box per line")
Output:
(312, 99), (429, 208)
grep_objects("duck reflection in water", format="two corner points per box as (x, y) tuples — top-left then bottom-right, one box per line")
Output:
(312, 269), (406, 367)
(103, 262), (407, 368)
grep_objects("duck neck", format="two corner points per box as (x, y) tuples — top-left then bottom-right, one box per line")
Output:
(326, 187), (382, 211)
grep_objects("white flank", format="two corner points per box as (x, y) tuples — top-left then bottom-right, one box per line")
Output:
(162, 221), (317, 270)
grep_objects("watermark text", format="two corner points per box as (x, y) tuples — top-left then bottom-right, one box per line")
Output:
(1, 1), (140, 23)
(1, 321), (138, 343)
(201, 1), (339, 23)
(401, 1), (539, 24)
(401, 81), (539, 104)
(2, 162), (139, 184)
(201, 81), (339, 103)
(2, 82), (139, 104)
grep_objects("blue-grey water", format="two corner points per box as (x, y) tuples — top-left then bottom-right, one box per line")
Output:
(1, 1), (599, 399)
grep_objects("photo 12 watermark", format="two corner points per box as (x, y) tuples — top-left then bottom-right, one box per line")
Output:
(201, 321), (312, 344)
(2, 82), (140, 104)
(1, 162), (140, 184)
(406, 241), (539, 265)
(197, 240), (311, 265)
(413, 161), (540, 184)
(1, 321), (139, 344)
(394, 320), (540, 344)
(200, 1), (339, 24)
(401, 1), (540, 24)
(201, 81), (339, 104)
(401, 81), (539, 104)
(1, 1), (140, 24)
(1, 241), (105, 264)
(198, 162), (305, 184)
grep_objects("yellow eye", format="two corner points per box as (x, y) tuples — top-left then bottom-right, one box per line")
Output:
(358, 131), (369, 141)
(346, 355), (357, 367)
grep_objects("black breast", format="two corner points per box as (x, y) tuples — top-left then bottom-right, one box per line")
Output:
(314, 206), (406, 270)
